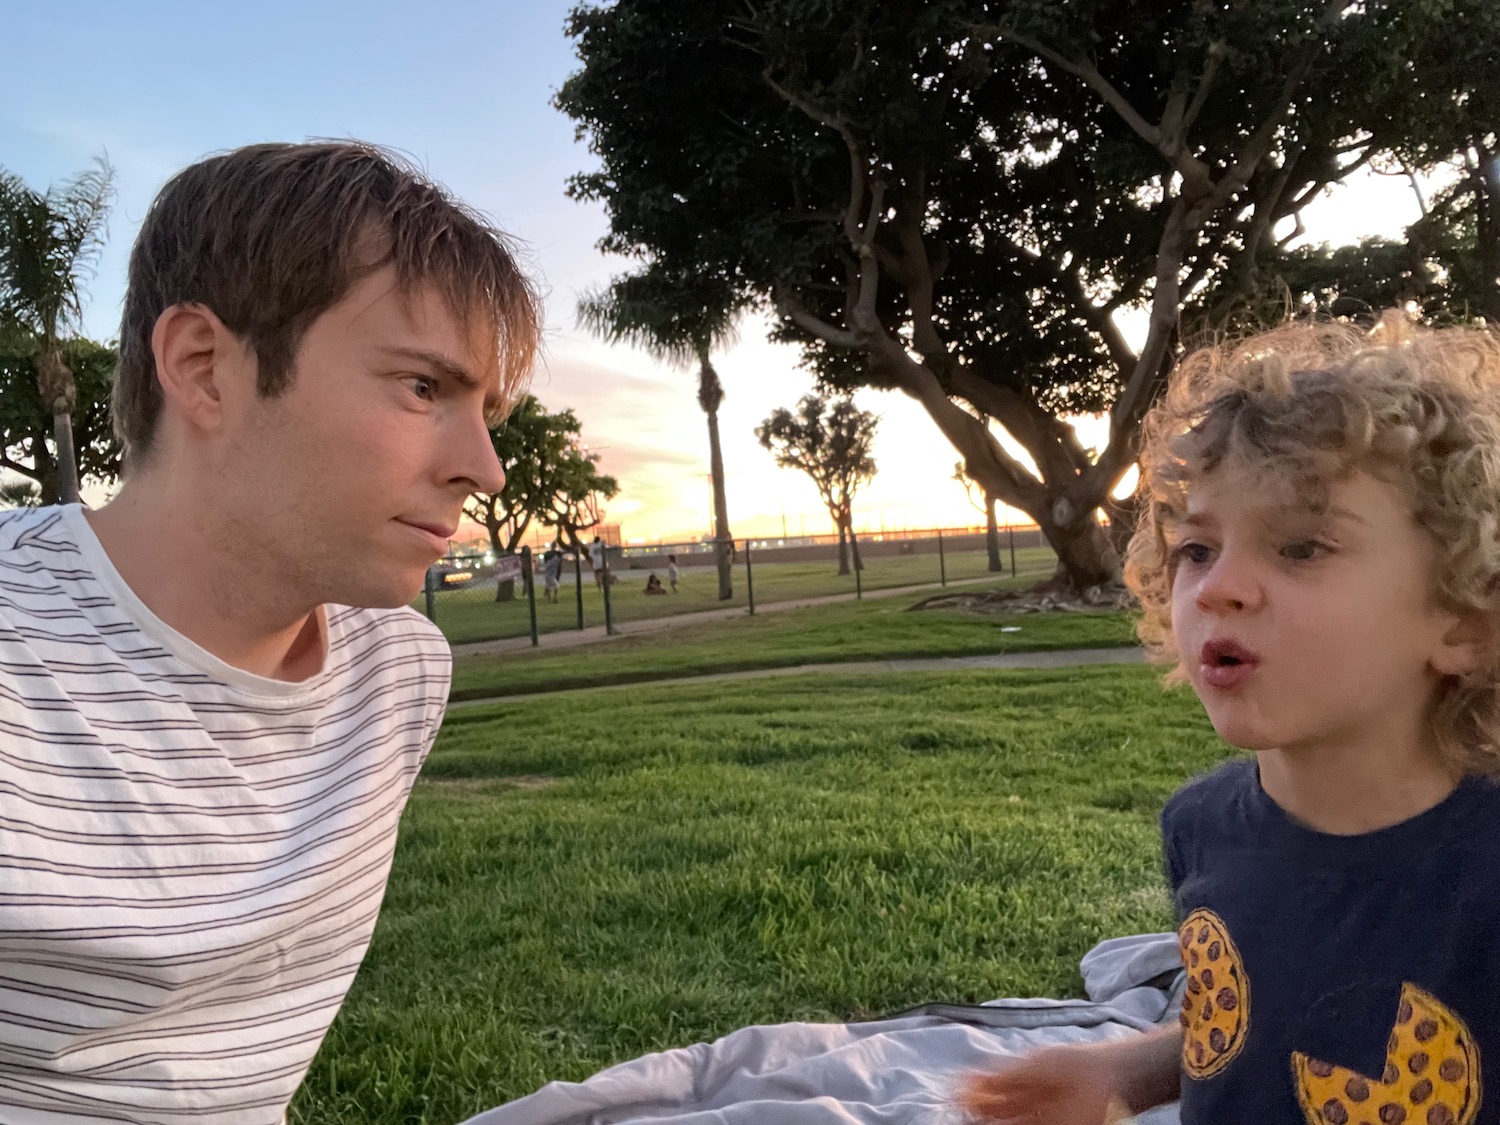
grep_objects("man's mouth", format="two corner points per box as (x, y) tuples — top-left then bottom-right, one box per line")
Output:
(397, 519), (457, 553)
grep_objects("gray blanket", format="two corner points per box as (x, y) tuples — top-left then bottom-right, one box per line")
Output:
(460, 934), (1186, 1125)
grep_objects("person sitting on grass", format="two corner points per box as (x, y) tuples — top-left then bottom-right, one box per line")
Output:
(644, 572), (667, 595)
(963, 317), (1500, 1125)
(0, 141), (540, 1124)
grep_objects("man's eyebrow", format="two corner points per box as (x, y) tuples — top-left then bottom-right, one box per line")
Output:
(380, 345), (503, 412)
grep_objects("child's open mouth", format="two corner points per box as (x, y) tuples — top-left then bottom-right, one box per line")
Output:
(1200, 639), (1260, 690)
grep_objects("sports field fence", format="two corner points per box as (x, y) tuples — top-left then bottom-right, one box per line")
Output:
(416, 525), (1061, 647)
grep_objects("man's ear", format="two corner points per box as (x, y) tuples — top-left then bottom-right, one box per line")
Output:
(150, 303), (251, 435)
(1432, 608), (1491, 678)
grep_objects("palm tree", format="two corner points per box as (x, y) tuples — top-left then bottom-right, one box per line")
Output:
(578, 266), (743, 600)
(0, 158), (114, 505)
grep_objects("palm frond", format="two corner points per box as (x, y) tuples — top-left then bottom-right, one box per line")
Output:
(0, 157), (115, 344)
(576, 260), (744, 369)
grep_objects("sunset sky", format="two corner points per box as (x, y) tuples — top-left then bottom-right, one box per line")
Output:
(5, 1), (1429, 545)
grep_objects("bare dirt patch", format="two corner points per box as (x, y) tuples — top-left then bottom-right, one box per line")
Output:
(908, 584), (1132, 616)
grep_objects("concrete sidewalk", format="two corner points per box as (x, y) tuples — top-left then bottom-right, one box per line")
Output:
(450, 573), (1007, 659)
(449, 645), (1146, 707)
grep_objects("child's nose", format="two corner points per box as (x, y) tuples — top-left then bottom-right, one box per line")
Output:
(1194, 552), (1263, 614)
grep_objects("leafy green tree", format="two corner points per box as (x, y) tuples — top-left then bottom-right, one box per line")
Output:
(0, 334), (120, 505)
(0, 159), (113, 504)
(463, 395), (619, 600)
(756, 394), (877, 575)
(1379, 0), (1500, 321)
(578, 264), (744, 599)
(558, 0), (1487, 591)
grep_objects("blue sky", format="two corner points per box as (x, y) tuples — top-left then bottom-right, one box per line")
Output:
(3, 2), (1430, 542)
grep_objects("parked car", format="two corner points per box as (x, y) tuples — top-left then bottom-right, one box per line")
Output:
(427, 563), (474, 590)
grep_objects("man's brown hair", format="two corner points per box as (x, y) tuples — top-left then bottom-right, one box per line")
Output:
(114, 140), (541, 465)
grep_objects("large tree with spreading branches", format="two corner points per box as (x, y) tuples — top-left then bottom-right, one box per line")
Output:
(558, 0), (1492, 591)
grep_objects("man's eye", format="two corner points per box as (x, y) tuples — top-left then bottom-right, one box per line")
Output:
(1280, 539), (1327, 562)
(407, 376), (437, 400)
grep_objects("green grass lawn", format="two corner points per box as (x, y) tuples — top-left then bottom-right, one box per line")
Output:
(423, 546), (1060, 645)
(291, 665), (1227, 1125)
(450, 596), (1141, 700)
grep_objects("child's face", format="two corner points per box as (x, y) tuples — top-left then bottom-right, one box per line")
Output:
(1166, 468), (1479, 759)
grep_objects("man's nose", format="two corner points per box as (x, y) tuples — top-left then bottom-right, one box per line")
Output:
(451, 412), (506, 495)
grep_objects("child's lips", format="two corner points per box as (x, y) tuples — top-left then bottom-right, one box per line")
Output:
(1199, 639), (1261, 690)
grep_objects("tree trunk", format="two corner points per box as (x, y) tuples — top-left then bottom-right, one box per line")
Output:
(494, 575), (516, 602)
(883, 353), (1124, 592)
(700, 357), (734, 601)
(53, 414), (79, 505)
(984, 493), (1002, 572)
(847, 520), (863, 572)
(1037, 510), (1120, 592)
(36, 345), (79, 505)
(836, 523), (850, 575)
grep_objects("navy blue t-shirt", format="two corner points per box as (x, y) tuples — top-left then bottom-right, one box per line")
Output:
(1162, 757), (1500, 1125)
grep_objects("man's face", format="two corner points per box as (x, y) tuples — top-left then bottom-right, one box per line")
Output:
(220, 266), (505, 609)
(1166, 468), (1462, 759)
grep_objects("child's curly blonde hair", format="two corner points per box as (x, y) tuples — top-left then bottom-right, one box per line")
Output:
(1124, 315), (1500, 776)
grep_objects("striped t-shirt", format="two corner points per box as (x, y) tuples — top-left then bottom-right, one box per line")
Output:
(0, 506), (450, 1124)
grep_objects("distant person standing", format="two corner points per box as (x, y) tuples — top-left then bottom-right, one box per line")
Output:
(590, 534), (606, 588)
(667, 553), (679, 593)
(541, 544), (563, 603)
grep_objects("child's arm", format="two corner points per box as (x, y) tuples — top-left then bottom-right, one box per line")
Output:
(959, 1025), (1182, 1123)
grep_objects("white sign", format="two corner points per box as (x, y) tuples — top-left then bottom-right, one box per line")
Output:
(494, 555), (524, 583)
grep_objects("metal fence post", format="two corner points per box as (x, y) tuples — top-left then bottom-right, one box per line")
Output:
(573, 549), (585, 630)
(423, 566), (437, 622)
(852, 530), (863, 600)
(744, 539), (755, 616)
(937, 527), (947, 586)
(521, 546), (539, 647)
(602, 545), (616, 636)
(1008, 523), (1017, 577)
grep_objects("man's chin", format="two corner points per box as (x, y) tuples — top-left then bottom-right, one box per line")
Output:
(331, 572), (429, 611)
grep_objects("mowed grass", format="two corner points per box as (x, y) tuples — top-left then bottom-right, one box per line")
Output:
(291, 665), (1229, 1125)
(424, 546), (1060, 645)
(450, 596), (1141, 700)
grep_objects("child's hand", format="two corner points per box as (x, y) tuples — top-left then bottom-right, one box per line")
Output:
(958, 1043), (1133, 1124)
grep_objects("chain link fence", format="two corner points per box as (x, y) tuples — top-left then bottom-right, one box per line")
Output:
(415, 526), (1059, 646)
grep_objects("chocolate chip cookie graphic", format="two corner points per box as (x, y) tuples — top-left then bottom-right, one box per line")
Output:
(1292, 983), (1481, 1125)
(1178, 908), (1250, 1079)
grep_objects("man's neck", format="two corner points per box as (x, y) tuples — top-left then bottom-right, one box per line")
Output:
(83, 480), (326, 682)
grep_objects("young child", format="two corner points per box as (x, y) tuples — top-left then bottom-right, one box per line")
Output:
(668, 552), (680, 593)
(963, 317), (1500, 1125)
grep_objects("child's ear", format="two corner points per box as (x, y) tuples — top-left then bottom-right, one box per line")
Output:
(1432, 609), (1491, 677)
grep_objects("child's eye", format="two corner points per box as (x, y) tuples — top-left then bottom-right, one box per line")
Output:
(1169, 542), (1214, 568)
(405, 376), (438, 401)
(1280, 539), (1328, 562)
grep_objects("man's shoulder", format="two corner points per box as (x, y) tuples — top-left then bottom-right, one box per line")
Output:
(329, 603), (450, 676)
(0, 505), (72, 558)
